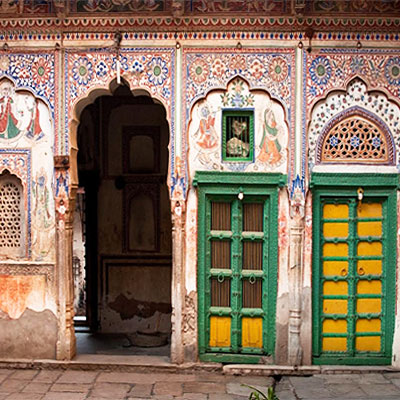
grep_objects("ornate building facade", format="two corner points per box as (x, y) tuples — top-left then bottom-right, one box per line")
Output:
(1, 0), (400, 366)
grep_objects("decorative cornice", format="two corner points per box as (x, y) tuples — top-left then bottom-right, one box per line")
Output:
(0, 16), (400, 34)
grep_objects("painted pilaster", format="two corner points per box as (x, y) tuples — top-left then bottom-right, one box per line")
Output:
(287, 45), (305, 365)
(54, 156), (76, 360)
(170, 44), (186, 364)
(170, 199), (186, 364)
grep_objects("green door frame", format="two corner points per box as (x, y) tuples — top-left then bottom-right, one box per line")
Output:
(311, 173), (398, 365)
(194, 171), (286, 363)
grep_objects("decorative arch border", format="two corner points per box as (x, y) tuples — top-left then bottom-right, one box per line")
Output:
(182, 47), (295, 196)
(303, 48), (400, 178)
(186, 75), (290, 173)
(0, 149), (32, 259)
(64, 47), (175, 189)
(315, 106), (395, 166)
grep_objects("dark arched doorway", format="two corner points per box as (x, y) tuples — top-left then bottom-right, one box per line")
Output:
(73, 83), (172, 356)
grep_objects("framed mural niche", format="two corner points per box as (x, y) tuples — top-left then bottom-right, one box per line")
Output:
(222, 110), (254, 162)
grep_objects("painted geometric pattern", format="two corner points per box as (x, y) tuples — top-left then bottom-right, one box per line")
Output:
(308, 80), (400, 169)
(306, 50), (400, 110)
(183, 48), (295, 177)
(65, 47), (175, 149)
(0, 52), (56, 115)
(320, 116), (389, 164)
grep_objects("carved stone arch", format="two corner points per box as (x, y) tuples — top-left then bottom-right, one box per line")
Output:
(69, 77), (171, 191)
(316, 106), (395, 165)
(65, 48), (176, 195)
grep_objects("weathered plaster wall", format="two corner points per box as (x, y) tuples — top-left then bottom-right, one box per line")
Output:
(275, 189), (290, 364)
(0, 63), (58, 358)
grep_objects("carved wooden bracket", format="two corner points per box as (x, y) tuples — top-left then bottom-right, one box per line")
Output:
(54, 155), (70, 170)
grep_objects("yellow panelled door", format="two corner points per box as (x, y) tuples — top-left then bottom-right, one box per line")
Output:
(207, 197), (269, 355)
(319, 199), (386, 359)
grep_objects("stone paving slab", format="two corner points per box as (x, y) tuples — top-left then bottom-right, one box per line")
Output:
(0, 367), (400, 399)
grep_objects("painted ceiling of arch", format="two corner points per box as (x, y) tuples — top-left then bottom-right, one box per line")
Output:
(1, 0), (400, 16)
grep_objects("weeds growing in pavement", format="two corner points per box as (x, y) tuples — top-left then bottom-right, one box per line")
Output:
(242, 384), (279, 400)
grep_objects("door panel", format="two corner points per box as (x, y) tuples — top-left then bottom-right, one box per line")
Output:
(314, 194), (394, 364)
(204, 195), (271, 356)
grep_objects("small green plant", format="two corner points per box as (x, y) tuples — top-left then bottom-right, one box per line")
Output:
(241, 384), (279, 400)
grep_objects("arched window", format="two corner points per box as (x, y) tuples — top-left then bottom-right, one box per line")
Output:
(0, 171), (25, 258)
(317, 110), (394, 165)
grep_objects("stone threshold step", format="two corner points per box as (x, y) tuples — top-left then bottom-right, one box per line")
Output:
(0, 355), (222, 373)
(223, 364), (399, 376)
(0, 357), (398, 376)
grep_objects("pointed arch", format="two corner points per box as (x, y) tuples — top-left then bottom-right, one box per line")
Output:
(308, 78), (400, 170)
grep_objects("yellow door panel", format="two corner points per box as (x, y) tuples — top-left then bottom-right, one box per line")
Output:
(323, 319), (347, 334)
(209, 316), (231, 347)
(357, 260), (382, 276)
(242, 317), (262, 348)
(357, 203), (382, 218)
(323, 222), (348, 238)
(323, 204), (349, 219)
(323, 261), (348, 277)
(355, 336), (381, 352)
(356, 318), (381, 333)
(357, 221), (382, 237)
(323, 281), (348, 296)
(357, 280), (382, 295)
(357, 241), (382, 256)
(322, 337), (347, 352)
(357, 298), (381, 314)
(323, 299), (347, 314)
(323, 243), (348, 257)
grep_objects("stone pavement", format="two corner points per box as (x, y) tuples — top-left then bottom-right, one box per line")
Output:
(0, 368), (400, 399)
(275, 372), (400, 400)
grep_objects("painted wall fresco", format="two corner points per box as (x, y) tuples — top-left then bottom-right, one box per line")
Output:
(0, 53), (57, 343)
(308, 79), (400, 170)
(188, 77), (288, 176)
(0, 79), (55, 261)
(1, 0), (399, 15)
(184, 48), (295, 191)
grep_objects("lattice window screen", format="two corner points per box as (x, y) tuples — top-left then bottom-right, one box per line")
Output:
(0, 174), (24, 257)
(320, 116), (389, 164)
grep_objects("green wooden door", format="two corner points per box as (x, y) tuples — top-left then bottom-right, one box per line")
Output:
(312, 174), (397, 365)
(195, 171), (282, 363)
